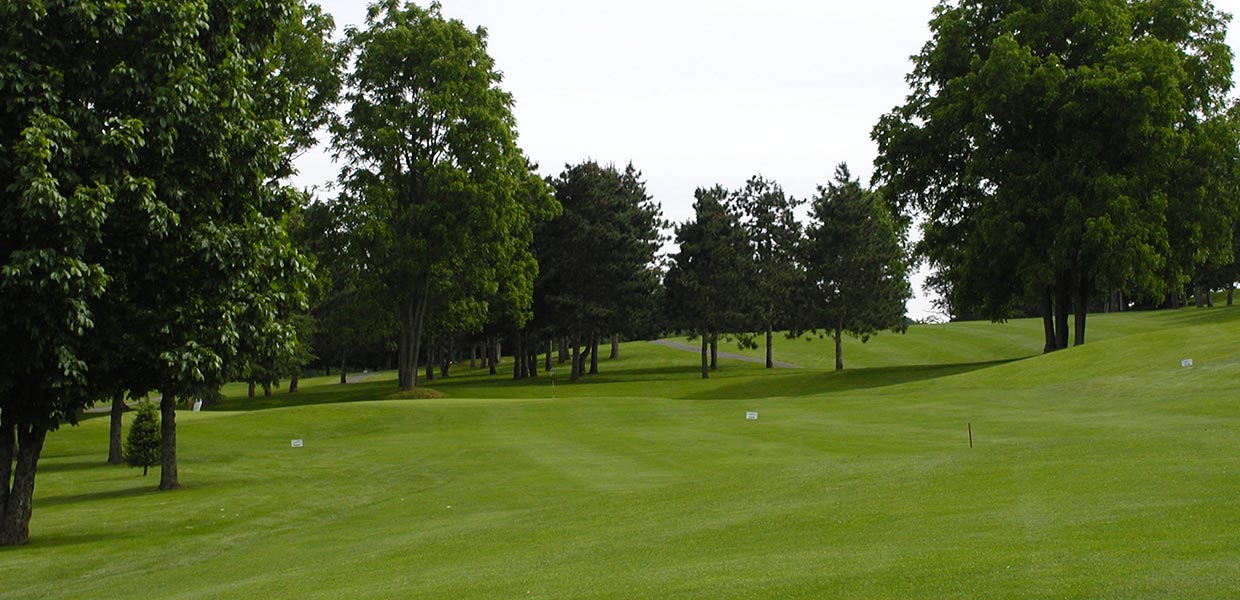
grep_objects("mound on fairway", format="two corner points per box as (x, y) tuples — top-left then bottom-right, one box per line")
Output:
(6, 308), (1240, 599)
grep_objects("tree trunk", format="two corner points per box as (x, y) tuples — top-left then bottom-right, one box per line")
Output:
(570, 335), (582, 381)
(1054, 282), (1070, 351)
(159, 392), (179, 491)
(107, 390), (127, 465)
(1073, 281), (1089, 347)
(545, 339), (553, 373)
(339, 349), (348, 385)
(610, 334), (619, 359)
(288, 373), (299, 394)
(528, 347), (539, 378)
(470, 343), (478, 369)
(1041, 288), (1057, 354)
(589, 333), (599, 375)
(1228, 286), (1234, 307)
(440, 342), (451, 378)
(489, 335), (498, 376)
(834, 320), (844, 371)
(765, 323), (774, 369)
(397, 287), (430, 391)
(559, 336), (569, 364)
(513, 331), (524, 380)
(1195, 282), (1206, 308)
(247, 379), (255, 398)
(700, 335), (709, 379)
(710, 335), (718, 371)
(425, 338), (435, 382)
(262, 382), (272, 397)
(0, 418), (48, 547)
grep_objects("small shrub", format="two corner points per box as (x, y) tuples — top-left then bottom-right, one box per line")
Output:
(125, 402), (161, 476)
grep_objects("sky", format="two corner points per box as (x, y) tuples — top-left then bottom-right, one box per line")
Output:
(293, 0), (1240, 320)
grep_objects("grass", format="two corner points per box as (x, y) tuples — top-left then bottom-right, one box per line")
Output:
(5, 308), (1240, 598)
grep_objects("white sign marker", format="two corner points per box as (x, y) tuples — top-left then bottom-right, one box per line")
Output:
(291, 439), (304, 448)
(192, 399), (203, 412)
(746, 412), (758, 420)
(1182, 359), (1194, 368)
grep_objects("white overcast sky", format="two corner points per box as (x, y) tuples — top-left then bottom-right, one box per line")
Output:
(293, 0), (1240, 320)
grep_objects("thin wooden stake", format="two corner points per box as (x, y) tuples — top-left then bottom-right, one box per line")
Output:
(968, 423), (973, 448)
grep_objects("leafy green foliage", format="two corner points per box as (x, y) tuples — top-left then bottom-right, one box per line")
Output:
(873, 0), (1238, 350)
(1, 0), (328, 540)
(124, 402), (161, 476)
(332, 1), (554, 390)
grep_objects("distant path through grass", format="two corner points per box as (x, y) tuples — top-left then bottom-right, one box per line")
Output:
(650, 339), (801, 368)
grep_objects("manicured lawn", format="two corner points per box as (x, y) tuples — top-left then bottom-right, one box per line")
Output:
(5, 308), (1240, 598)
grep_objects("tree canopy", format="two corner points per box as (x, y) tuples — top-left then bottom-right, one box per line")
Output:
(873, 0), (1238, 352)
(332, 1), (555, 391)
(1, 0), (324, 544)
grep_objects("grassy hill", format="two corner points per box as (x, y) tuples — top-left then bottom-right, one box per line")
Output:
(5, 308), (1240, 598)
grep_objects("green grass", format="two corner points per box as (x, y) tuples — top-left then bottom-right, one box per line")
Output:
(6, 308), (1240, 598)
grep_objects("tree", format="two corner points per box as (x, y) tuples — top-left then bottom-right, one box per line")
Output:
(1, 0), (325, 544)
(729, 176), (803, 368)
(332, 1), (554, 391)
(873, 0), (1237, 352)
(664, 186), (753, 378)
(125, 402), (161, 477)
(535, 161), (665, 380)
(800, 164), (911, 371)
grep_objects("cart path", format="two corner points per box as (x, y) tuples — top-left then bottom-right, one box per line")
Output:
(649, 340), (801, 369)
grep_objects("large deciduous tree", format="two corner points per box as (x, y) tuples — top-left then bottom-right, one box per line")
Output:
(1, 0), (322, 544)
(873, 0), (1237, 352)
(333, 1), (553, 391)
(800, 165), (911, 371)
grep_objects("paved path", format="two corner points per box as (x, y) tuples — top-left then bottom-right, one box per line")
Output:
(649, 339), (801, 369)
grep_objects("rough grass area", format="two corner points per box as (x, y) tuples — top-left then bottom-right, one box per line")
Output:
(6, 308), (1240, 599)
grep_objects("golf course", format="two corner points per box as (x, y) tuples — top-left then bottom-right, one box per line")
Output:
(5, 307), (1238, 599)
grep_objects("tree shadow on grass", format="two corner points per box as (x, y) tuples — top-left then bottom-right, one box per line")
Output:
(37, 460), (114, 474)
(681, 359), (1020, 401)
(211, 378), (396, 412)
(36, 485), (156, 509)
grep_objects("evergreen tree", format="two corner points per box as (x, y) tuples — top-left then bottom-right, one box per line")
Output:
(535, 161), (664, 381)
(729, 176), (803, 368)
(664, 186), (753, 378)
(124, 402), (161, 477)
(800, 164), (911, 371)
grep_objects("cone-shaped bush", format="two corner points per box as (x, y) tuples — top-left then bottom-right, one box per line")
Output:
(125, 401), (161, 476)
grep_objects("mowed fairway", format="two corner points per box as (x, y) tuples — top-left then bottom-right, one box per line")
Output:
(6, 308), (1240, 599)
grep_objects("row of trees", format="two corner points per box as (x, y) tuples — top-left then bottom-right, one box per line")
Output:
(665, 166), (911, 377)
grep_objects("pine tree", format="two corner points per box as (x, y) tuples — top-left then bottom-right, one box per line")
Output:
(800, 164), (911, 370)
(125, 402), (161, 477)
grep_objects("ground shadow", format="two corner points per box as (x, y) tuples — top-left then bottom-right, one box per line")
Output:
(36, 485), (157, 509)
(681, 359), (1020, 401)
(37, 460), (114, 474)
